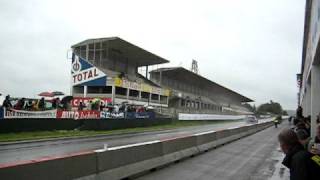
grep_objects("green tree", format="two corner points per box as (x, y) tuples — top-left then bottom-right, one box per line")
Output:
(257, 100), (283, 115)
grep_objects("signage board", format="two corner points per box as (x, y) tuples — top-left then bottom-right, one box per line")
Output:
(71, 54), (107, 86)
(71, 97), (112, 107)
(57, 110), (100, 119)
(4, 109), (57, 119)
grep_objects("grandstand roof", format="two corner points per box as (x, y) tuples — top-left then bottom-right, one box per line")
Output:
(150, 67), (253, 103)
(71, 37), (169, 67)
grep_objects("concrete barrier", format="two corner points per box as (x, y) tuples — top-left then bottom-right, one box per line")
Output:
(96, 141), (163, 180)
(0, 121), (273, 180)
(0, 151), (97, 180)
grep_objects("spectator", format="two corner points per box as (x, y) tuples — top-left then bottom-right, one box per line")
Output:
(25, 99), (33, 110)
(308, 124), (320, 155)
(278, 129), (320, 180)
(52, 98), (59, 109)
(2, 95), (12, 109)
(100, 102), (105, 111)
(113, 104), (119, 113)
(14, 98), (26, 110)
(295, 122), (309, 135)
(86, 101), (92, 110)
(293, 117), (300, 126)
(296, 106), (303, 119)
(33, 100), (39, 110)
(296, 129), (311, 149)
(288, 116), (293, 124)
(38, 97), (45, 111)
(78, 102), (85, 111)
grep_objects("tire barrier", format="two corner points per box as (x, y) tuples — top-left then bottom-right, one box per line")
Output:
(0, 121), (273, 180)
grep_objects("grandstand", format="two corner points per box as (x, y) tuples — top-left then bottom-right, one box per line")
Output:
(70, 37), (253, 116)
(150, 67), (253, 115)
(71, 37), (170, 107)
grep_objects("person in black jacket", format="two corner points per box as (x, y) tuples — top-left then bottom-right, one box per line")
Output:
(296, 106), (303, 119)
(2, 95), (12, 109)
(278, 129), (320, 180)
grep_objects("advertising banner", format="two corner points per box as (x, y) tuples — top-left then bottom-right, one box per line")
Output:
(126, 112), (155, 119)
(100, 111), (125, 119)
(57, 110), (100, 119)
(71, 97), (112, 107)
(71, 53), (107, 86)
(4, 109), (57, 119)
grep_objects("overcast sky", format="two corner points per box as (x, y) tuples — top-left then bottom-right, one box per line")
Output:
(0, 0), (305, 110)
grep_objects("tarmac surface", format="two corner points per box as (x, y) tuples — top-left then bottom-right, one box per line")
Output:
(136, 121), (290, 180)
(0, 120), (254, 165)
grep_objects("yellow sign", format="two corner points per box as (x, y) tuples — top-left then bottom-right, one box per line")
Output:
(114, 77), (122, 87)
(113, 77), (170, 96)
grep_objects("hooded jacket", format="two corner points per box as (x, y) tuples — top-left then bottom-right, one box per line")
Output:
(282, 144), (320, 180)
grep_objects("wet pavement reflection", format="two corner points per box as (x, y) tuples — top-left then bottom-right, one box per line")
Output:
(268, 147), (289, 180)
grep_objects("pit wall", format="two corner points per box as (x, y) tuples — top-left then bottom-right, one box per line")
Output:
(0, 121), (273, 180)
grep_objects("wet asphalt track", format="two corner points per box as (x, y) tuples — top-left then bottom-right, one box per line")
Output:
(136, 121), (290, 180)
(0, 120), (257, 165)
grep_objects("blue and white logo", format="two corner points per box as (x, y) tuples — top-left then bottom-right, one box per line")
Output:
(71, 53), (107, 86)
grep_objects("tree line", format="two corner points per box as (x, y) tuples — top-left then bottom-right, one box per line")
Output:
(243, 100), (287, 115)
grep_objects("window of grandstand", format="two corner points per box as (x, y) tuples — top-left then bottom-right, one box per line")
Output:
(186, 100), (190, 107)
(151, 94), (159, 101)
(141, 92), (150, 100)
(95, 50), (101, 62)
(87, 86), (99, 94)
(115, 87), (127, 96)
(129, 89), (139, 98)
(101, 49), (107, 59)
(73, 86), (84, 94)
(80, 46), (86, 58)
(181, 99), (185, 107)
(88, 51), (94, 63)
(160, 95), (168, 104)
(94, 42), (103, 65)
(74, 47), (80, 56)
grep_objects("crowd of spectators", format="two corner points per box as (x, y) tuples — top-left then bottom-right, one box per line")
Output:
(278, 106), (320, 180)
(1, 94), (154, 114)
(1, 94), (62, 111)
(77, 100), (151, 114)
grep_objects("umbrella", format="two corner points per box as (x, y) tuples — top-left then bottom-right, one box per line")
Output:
(60, 96), (73, 104)
(52, 91), (64, 96)
(121, 101), (129, 104)
(146, 106), (155, 110)
(38, 92), (54, 97)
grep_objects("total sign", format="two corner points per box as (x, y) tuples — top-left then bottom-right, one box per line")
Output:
(71, 53), (107, 86)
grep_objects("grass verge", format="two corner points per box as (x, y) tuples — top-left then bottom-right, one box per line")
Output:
(0, 120), (243, 143)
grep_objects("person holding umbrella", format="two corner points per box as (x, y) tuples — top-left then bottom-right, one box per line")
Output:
(60, 96), (73, 110)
